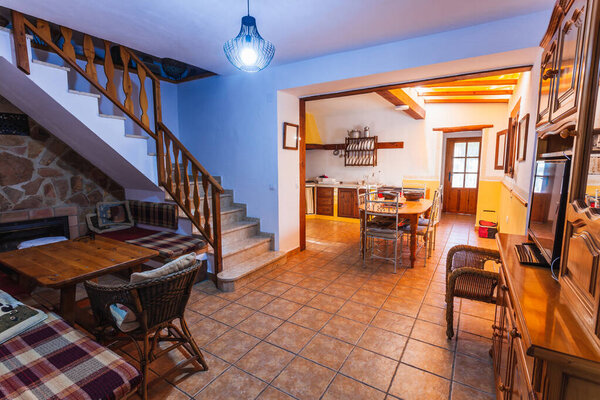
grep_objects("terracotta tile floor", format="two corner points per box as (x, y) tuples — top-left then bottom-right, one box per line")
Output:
(135, 213), (498, 399)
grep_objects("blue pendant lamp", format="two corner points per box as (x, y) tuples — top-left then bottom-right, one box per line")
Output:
(224, 0), (275, 72)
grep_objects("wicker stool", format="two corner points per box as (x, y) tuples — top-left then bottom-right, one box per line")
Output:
(445, 245), (501, 339)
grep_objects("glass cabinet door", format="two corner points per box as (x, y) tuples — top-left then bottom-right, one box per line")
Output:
(553, 1), (586, 121)
(537, 37), (558, 126)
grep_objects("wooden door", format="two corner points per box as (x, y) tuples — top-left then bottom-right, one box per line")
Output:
(338, 188), (358, 218)
(443, 137), (481, 214)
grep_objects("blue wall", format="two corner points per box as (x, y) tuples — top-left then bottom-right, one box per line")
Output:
(177, 11), (550, 244)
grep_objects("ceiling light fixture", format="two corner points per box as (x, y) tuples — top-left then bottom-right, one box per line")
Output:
(395, 105), (409, 111)
(224, 0), (275, 72)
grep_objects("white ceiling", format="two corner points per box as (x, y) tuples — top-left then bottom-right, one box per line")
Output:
(2, 0), (554, 75)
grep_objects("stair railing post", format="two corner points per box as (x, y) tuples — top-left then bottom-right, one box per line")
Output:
(11, 11), (30, 74)
(153, 81), (164, 185)
(211, 184), (223, 281)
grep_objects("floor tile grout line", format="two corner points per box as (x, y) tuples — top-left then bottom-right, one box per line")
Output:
(189, 216), (495, 399)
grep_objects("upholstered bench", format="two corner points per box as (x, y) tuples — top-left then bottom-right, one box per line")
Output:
(0, 313), (141, 399)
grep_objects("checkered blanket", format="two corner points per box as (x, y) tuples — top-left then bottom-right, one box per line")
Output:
(128, 200), (178, 230)
(0, 314), (140, 400)
(125, 231), (206, 259)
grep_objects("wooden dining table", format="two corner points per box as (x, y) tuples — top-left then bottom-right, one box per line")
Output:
(359, 199), (433, 268)
(0, 236), (158, 324)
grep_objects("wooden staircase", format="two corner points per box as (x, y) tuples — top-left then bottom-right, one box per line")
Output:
(10, 11), (226, 277)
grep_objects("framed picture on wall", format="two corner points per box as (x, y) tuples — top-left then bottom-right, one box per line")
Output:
(283, 122), (299, 150)
(494, 129), (507, 170)
(517, 113), (529, 162)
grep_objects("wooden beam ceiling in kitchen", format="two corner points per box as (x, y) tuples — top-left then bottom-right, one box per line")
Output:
(376, 89), (426, 119)
(432, 124), (494, 133)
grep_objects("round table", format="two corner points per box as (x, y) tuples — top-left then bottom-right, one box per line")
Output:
(359, 199), (433, 268)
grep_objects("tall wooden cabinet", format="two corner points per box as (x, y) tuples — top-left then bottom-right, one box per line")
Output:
(493, 0), (600, 398)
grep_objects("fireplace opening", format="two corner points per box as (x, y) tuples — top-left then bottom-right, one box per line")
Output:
(0, 216), (70, 253)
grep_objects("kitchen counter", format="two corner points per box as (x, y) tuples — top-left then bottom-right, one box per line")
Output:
(305, 182), (373, 189)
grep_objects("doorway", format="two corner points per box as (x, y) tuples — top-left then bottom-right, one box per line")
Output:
(443, 137), (482, 214)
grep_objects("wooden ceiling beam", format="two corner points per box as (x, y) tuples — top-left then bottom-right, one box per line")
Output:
(419, 90), (513, 96)
(425, 79), (518, 87)
(424, 98), (509, 104)
(433, 124), (494, 133)
(302, 65), (531, 102)
(376, 89), (426, 119)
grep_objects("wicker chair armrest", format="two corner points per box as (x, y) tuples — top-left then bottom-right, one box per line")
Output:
(446, 267), (499, 302)
(446, 245), (501, 275)
(84, 281), (141, 327)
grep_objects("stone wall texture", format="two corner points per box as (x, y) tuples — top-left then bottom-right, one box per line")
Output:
(0, 123), (124, 235)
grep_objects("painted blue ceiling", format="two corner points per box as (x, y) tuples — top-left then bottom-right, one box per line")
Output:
(1, 0), (554, 75)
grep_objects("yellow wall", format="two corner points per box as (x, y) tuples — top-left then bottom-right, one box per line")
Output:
(305, 113), (323, 144)
(475, 180), (502, 227)
(586, 185), (600, 197)
(497, 183), (528, 235)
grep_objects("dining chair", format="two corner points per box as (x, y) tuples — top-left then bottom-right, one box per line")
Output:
(357, 188), (366, 255)
(363, 191), (403, 273)
(418, 188), (442, 252)
(403, 189), (440, 260)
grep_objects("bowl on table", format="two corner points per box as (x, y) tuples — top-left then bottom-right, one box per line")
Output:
(404, 192), (423, 201)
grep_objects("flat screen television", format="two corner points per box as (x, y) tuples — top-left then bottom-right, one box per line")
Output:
(528, 158), (571, 265)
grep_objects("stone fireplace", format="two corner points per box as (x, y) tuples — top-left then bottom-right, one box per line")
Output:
(0, 99), (124, 236)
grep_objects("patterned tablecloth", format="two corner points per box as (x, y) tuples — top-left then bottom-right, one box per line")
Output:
(0, 314), (140, 400)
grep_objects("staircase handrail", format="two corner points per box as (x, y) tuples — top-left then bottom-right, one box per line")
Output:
(10, 10), (224, 277)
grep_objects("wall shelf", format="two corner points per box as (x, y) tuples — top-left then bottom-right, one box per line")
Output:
(345, 136), (377, 167)
(306, 140), (403, 150)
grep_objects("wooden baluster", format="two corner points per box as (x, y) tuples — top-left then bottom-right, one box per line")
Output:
(173, 145), (181, 202)
(119, 47), (134, 114)
(182, 156), (191, 212)
(11, 11), (29, 74)
(202, 175), (212, 240)
(137, 63), (150, 128)
(192, 166), (201, 228)
(211, 186), (223, 278)
(156, 126), (165, 185)
(83, 35), (98, 83)
(36, 19), (52, 44)
(164, 135), (173, 193)
(103, 41), (117, 99)
(59, 26), (76, 62)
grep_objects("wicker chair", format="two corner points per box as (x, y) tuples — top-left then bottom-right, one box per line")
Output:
(84, 262), (208, 400)
(445, 245), (501, 339)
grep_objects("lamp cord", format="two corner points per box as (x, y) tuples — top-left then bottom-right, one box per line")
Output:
(247, 0), (250, 15)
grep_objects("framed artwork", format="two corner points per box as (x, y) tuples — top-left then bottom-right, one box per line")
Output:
(283, 122), (299, 150)
(517, 113), (529, 162)
(494, 129), (507, 170)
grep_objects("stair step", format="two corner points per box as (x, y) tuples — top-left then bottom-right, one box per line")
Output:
(125, 134), (148, 140)
(222, 235), (272, 258)
(68, 89), (101, 98)
(217, 251), (287, 292)
(99, 113), (126, 120)
(31, 59), (70, 71)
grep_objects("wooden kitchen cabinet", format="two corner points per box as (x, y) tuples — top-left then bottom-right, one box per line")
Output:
(316, 187), (334, 216)
(337, 188), (359, 218)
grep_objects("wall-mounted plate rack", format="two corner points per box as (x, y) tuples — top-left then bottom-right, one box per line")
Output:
(345, 136), (377, 167)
